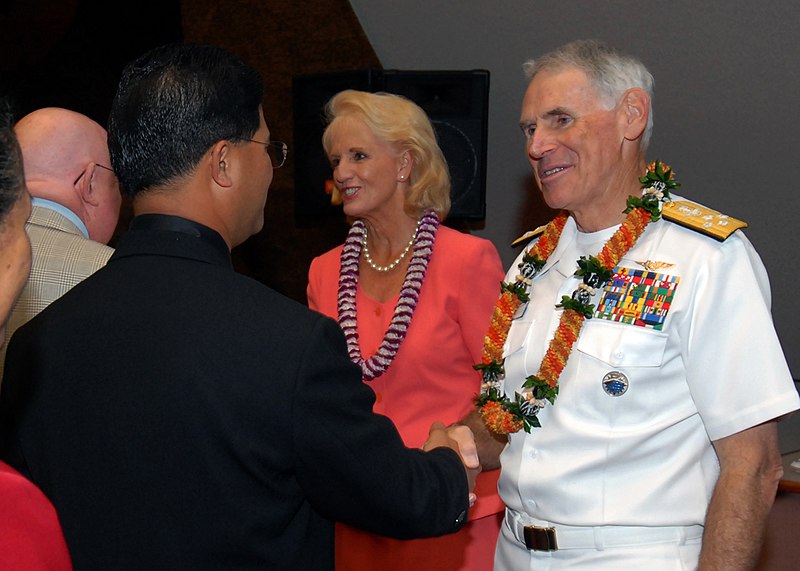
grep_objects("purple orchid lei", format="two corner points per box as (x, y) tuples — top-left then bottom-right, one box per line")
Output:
(337, 210), (440, 380)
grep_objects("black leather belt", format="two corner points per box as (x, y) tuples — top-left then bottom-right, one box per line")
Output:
(524, 525), (559, 551)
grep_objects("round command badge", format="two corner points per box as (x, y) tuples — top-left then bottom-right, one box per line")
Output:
(602, 371), (629, 397)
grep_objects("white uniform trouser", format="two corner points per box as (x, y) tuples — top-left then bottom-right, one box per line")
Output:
(495, 508), (703, 570)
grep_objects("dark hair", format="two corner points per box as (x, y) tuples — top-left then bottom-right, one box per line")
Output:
(108, 43), (264, 198)
(0, 98), (25, 226)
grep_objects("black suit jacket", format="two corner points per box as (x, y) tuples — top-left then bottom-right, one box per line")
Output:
(0, 214), (468, 570)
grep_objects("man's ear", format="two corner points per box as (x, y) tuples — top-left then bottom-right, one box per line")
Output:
(210, 140), (234, 188)
(76, 163), (100, 207)
(621, 87), (649, 142)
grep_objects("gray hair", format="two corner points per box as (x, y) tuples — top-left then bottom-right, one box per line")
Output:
(523, 39), (654, 150)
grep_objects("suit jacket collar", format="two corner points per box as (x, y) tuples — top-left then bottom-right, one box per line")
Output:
(28, 202), (88, 238)
(111, 214), (233, 269)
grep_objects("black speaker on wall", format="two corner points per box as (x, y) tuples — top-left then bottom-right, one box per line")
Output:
(292, 69), (490, 226)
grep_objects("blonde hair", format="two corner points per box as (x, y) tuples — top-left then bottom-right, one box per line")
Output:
(322, 90), (451, 219)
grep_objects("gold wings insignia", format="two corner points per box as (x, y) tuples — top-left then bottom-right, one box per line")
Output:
(635, 260), (675, 271)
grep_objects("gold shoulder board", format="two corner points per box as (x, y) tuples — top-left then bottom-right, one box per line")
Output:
(511, 225), (547, 247)
(661, 199), (747, 241)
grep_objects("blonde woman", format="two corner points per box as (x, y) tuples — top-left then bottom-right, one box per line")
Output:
(307, 90), (504, 571)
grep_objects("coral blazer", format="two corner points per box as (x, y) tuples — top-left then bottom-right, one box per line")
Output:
(308, 225), (506, 521)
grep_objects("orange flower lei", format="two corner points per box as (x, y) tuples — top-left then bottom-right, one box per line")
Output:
(474, 160), (681, 434)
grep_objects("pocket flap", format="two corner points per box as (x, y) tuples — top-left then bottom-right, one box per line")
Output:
(576, 319), (668, 367)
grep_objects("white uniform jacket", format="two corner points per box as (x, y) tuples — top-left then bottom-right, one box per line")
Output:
(498, 206), (799, 528)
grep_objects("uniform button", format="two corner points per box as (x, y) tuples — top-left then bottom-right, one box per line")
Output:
(614, 350), (624, 360)
(375, 306), (382, 316)
(375, 392), (383, 403)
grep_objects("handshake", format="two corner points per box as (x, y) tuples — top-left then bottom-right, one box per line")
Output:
(422, 421), (481, 507)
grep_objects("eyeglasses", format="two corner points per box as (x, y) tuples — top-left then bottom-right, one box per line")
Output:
(244, 139), (288, 169)
(73, 163), (115, 185)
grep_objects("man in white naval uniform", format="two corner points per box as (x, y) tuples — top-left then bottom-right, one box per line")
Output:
(469, 40), (800, 570)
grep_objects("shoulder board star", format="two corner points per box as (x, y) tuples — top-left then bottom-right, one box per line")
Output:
(511, 224), (547, 247)
(661, 199), (747, 241)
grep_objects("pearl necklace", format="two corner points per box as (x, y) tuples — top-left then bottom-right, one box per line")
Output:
(337, 211), (439, 380)
(362, 218), (422, 272)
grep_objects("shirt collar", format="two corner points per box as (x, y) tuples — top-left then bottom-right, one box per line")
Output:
(31, 197), (89, 239)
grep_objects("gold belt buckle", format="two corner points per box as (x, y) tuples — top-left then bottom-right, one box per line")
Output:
(523, 525), (558, 551)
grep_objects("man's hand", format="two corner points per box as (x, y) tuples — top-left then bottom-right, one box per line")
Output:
(423, 421), (481, 505)
(458, 410), (507, 471)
